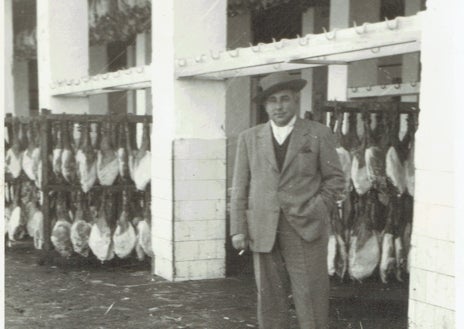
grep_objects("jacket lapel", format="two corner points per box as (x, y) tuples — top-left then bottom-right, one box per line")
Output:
(258, 122), (279, 173)
(281, 118), (310, 173)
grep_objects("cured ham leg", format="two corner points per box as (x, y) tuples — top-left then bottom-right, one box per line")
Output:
(5, 119), (23, 179)
(348, 192), (381, 282)
(113, 191), (137, 258)
(70, 192), (92, 257)
(132, 122), (151, 191)
(97, 123), (119, 186)
(51, 194), (74, 258)
(61, 121), (77, 183)
(76, 122), (97, 193)
(89, 192), (115, 262)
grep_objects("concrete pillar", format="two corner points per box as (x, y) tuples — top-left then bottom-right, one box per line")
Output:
(37, 0), (89, 114)
(399, 0), (422, 139)
(89, 45), (109, 115)
(348, 0), (380, 88)
(327, 0), (350, 101)
(126, 44), (136, 115)
(408, 1), (457, 328)
(152, 0), (227, 281)
(226, 12), (252, 189)
(300, 8), (315, 117)
(13, 60), (30, 116)
(136, 32), (151, 116)
(4, 0), (15, 114)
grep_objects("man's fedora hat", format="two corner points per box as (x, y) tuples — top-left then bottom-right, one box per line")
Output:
(253, 72), (307, 104)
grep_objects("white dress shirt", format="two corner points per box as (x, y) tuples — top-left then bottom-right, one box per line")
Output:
(270, 116), (297, 145)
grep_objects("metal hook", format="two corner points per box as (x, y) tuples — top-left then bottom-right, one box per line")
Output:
(125, 68), (133, 75)
(136, 66), (144, 73)
(194, 55), (205, 63)
(410, 81), (417, 87)
(177, 58), (187, 67)
(74, 79), (80, 86)
(380, 84), (387, 89)
(385, 17), (399, 30)
(354, 22), (368, 35)
(366, 85), (372, 91)
(82, 77), (90, 83)
(273, 63), (281, 70)
(50, 82), (57, 90)
(250, 43), (262, 53)
(102, 73), (109, 79)
(272, 38), (285, 49)
(66, 80), (73, 86)
(210, 49), (221, 60)
(228, 48), (240, 58)
(322, 27), (337, 40)
(370, 47), (381, 54)
(298, 34), (310, 46)
(112, 71), (121, 78)
(92, 75), (99, 81)
(394, 83), (401, 89)
(351, 87), (358, 93)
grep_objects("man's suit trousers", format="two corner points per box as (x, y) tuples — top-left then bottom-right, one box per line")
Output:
(252, 214), (329, 329)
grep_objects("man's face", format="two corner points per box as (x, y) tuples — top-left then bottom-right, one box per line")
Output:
(264, 89), (298, 127)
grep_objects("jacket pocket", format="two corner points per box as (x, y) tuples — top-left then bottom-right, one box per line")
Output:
(298, 151), (318, 176)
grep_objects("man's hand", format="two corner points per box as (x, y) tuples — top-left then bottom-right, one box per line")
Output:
(232, 234), (248, 251)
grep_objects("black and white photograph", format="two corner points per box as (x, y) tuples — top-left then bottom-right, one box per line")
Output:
(2, 0), (463, 328)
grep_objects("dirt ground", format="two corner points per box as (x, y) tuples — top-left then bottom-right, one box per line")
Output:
(4, 240), (408, 329)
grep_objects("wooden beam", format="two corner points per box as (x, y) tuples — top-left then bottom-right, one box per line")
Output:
(347, 82), (420, 98)
(175, 14), (422, 79)
(50, 65), (151, 97)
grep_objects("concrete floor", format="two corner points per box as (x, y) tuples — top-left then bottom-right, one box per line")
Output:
(4, 240), (408, 329)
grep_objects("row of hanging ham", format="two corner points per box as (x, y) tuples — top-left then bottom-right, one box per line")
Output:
(326, 108), (417, 284)
(51, 190), (153, 262)
(5, 118), (152, 193)
(5, 117), (153, 262)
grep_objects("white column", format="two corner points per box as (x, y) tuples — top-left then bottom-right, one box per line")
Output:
(152, 0), (227, 281)
(327, 0), (350, 101)
(408, 1), (457, 328)
(226, 12), (252, 186)
(126, 44), (136, 115)
(13, 60), (30, 116)
(37, 0), (89, 114)
(300, 8), (315, 117)
(89, 45), (109, 115)
(4, 0), (15, 114)
(348, 0), (380, 89)
(136, 32), (151, 115)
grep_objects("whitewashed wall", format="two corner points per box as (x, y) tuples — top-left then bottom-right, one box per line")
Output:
(408, 2), (459, 328)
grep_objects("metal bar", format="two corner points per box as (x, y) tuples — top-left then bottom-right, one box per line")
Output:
(347, 82), (420, 98)
(43, 114), (152, 124)
(288, 59), (348, 65)
(40, 109), (52, 251)
(323, 101), (419, 113)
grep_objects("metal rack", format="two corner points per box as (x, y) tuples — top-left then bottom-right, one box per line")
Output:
(5, 109), (153, 252)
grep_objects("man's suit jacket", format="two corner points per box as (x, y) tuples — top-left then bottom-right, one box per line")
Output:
(230, 118), (345, 252)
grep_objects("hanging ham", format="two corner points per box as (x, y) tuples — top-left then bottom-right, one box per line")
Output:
(117, 123), (130, 179)
(97, 123), (119, 186)
(7, 187), (26, 244)
(113, 191), (137, 258)
(133, 199), (153, 260)
(364, 113), (387, 191)
(131, 122), (151, 191)
(61, 121), (77, 183)
(348, 192), (381, 282)
(22, 121), (39, 182)
(89, 192), (115, 262)
(76, 122), (98, 192)
(5, 119), (23, 179)
(385, 111), (407, 195)
(52, 123), (63, 178)
(351, 113), (372, 196)
(327, 207), (348, 279)
(51, 194), (74, 257)
(70, 192), (92, 257)
(333, 111), (352, 198)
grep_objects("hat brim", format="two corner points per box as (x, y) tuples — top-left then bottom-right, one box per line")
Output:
(253, 79), (307, 104)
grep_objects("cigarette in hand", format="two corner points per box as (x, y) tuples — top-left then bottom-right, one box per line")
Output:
(238, 249), (245, 256)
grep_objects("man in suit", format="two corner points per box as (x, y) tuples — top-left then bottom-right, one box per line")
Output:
(230, 72), (345, 329)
